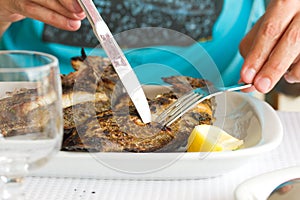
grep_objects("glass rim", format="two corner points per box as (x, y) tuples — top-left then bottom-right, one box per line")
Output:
(0, 50), (59, 72)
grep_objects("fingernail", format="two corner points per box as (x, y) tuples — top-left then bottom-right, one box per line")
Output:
(74, 12), (86, 19)
(244, 68), (256, 82)
(284, 74), (297, 84)
(68, 20), (81, 29)
(255, 77), (271, 93)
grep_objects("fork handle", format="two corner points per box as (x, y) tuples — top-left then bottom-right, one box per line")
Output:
(194, 83), (252, 95)
(220, 83), (252, 92)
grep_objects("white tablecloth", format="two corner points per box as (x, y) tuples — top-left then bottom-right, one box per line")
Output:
(24, 111), (300, 200)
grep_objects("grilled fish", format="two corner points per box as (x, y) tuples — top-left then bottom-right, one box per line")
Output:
(61, 51), (215, 152)
(0, 50), (215, 152)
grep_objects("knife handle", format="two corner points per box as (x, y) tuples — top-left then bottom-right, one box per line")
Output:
(78, 0), (128, 67)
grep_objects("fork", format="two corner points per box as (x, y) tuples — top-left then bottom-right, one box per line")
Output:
(155, 83), (252, 127)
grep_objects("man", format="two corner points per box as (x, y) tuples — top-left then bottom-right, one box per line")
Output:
(0, 0), (299, 93)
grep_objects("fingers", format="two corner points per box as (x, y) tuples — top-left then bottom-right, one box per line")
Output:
(253, 13), (300, 92)
(30, 0), (85, 20)
(58, 0), (83, 13)
(11, 0), (85, 31)
(240, 0), (300, 93)
(241, 0), (296, 82)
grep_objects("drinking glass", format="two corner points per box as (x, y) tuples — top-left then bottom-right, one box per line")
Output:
(0, 50), (63, 200)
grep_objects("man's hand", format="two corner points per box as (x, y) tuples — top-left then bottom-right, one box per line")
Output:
(239, 0), (300, 93)
(0, 0), (85, 31)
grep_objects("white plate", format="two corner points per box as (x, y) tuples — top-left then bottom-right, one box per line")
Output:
(31, 91), (283, 180)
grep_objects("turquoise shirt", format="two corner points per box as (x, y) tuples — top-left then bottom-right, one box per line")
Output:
(0, 0), (265, 86)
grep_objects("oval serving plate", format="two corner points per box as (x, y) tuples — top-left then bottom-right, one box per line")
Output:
(31, 88), (283, 180)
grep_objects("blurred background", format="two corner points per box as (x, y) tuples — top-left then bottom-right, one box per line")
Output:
(262, 80), (300, 112)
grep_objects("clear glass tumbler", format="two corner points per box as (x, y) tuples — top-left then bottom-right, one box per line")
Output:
(0, 50), (63, 200)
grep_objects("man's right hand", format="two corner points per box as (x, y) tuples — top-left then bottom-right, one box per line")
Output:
(0, 0), (86, 31)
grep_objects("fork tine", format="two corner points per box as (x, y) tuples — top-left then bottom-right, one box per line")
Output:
(155, 90), (195, 121)
(161, 93), (204, 127)
(166, 93), (201, 119)
(156, 83), (252, 127)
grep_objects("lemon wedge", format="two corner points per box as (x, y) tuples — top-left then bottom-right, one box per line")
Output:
(187, 124), (244, 152)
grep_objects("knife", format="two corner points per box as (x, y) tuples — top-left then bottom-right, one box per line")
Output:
(77, 0), (152, 124)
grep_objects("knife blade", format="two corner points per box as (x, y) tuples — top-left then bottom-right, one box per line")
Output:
(77, 0), (152, 124)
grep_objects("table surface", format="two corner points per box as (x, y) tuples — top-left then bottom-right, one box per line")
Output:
(23, 111), (300, 200)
